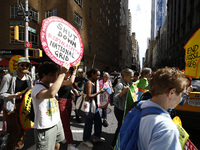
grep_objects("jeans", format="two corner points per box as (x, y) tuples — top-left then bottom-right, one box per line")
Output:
(112, 106), (124, 147)
(102, 107), (107, 119)
(83, 108), (102, 141)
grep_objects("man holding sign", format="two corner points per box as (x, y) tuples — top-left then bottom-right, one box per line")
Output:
(31, 62), (69, 150)
(0, 57), (32, 150)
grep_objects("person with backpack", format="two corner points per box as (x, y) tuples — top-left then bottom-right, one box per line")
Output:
(0, 57), (32, 150)
(115, 67), (190, 150)
(111, 68), (134, 148)
(31, 62), (69, 150)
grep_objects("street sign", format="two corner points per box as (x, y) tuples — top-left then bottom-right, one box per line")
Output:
(25, 41), (32, 48)
(17, 11), (24, 16)
(25, 11), (32, 16)
(28, 27), (36, 34)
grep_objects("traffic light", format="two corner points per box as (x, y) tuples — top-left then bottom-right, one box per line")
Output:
(33, 49), (43, 58)
(10, 25), (19, 41)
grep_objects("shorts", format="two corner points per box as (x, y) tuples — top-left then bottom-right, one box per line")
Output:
(34, 121), (65, 150)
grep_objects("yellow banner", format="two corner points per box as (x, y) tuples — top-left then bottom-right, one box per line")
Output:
(184, 28), (200, 78)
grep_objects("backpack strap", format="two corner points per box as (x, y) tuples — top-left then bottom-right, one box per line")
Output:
(36, 82), (49, 89)
(141, 107), (169, 118)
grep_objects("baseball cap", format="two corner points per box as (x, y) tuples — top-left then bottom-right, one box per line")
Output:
(78, 68), (83, 72)
(17, 57), (31, 64)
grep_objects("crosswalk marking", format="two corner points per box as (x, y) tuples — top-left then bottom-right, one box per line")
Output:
(72, 129), (83, 133)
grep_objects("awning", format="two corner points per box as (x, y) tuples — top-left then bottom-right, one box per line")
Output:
(0, 59), (9, 66)
(0, 59), (41, 66)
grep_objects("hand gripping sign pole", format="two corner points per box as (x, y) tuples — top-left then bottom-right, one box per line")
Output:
(40, 16), (84, 67)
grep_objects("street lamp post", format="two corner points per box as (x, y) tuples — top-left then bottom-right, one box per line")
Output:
(24, 0), (29, 58)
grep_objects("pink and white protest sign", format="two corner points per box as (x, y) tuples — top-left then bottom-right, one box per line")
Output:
(40, 16), (84, 66)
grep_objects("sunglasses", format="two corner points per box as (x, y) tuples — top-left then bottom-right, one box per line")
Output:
(79, 72), (83, 73)
(20, 64), (30, 68)
(182, 93), (189, 101)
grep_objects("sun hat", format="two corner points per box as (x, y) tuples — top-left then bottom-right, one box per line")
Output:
(17, 57), (31, 64)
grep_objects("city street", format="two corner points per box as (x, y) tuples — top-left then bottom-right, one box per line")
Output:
(1, 103), (200, 150)
(0, 104), (117, 150)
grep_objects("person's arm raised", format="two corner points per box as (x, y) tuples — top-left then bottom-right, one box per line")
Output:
(62, 66), (77, 86)
(36, 63), (70, 99)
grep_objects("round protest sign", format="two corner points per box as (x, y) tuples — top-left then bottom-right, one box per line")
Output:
(9, 55), (22, 73)
(40, 16), (84, 67)
(98, 90), (110, 108)
(19, 89), (34, 130)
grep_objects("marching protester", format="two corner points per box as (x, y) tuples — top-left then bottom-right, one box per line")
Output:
(82, 68), (106, 148)
(31, 62), (69, 150)
(115, 67), (190, 150)
(111, 68), (134, 148)
(99, 72), (113, 127)
(73, 68), (88, 123)
(58, 66), (79, 150)
(0, 57), (32, 150)
(135, 67), (152, 100)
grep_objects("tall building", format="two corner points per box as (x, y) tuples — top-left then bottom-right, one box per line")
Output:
(156, 0), (167, 33)
(151, 0), (167, 40)
(119, 0), (132, 69)
(0, 0), (121, 72)
(151, 0), (156, 40)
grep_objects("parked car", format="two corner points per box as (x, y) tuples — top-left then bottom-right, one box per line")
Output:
(175, 79), (200, 129)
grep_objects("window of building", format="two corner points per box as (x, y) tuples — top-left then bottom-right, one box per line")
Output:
(10, 5), (23, 19)
(74, 0), (82, 8)
(74, 12), (82, 29)
(29, 32), (39, 45)
(45, 8), (57, 18)
(99, 20), (102, 29)
(30, 8), (39, 22)
(89, 8), (92, 19)
(89, 42), (92, 53)
(96, 32), (98, 39)
(99, 48), (102, 56)
(10, 5), (39, 23)
(89, 25), (92, 35)
(100, 7), (102, 15)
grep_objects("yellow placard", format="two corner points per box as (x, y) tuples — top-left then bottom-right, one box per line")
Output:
(173, 116), (190, 149)
(19, 89), (34, 130)
(176, 124), (189, 149)
(173, 116), (182, 127)
(184, 28), (200, 78)
(9, 55), (22, 73)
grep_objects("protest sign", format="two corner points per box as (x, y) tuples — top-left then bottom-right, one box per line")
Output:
(40, 16), (84, 67)
(9, 55), (22, 73)
(19, 89), (34, 130)
(173, 116), (197, 150)
(98, 89), (110, 108)
(184, 28), (200, 78)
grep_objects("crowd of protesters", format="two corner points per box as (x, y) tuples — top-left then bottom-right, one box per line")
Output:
(0, 59), (192, 150)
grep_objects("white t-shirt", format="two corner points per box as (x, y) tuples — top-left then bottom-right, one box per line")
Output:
(31, 84), (61, 129)
(138, 100), (182, 150)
